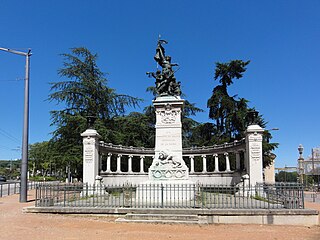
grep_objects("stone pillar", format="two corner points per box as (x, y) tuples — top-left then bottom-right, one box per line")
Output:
(128, 155), (133, 173)
(81, 129), (101, 185)
(236, 151), (241, 170)
(140, 156), (145, 173)
(245, 124), (264, 185)
(264, 158), (276, 184)
(116, 154), (122, 173)
(225, 152), (231, 172)
(202, 155), (207, 173)
(106, 153), (112, 173)
(214, 154), (219, 172)
(189, 155), (195, 173)
(149, 96), (189, 180)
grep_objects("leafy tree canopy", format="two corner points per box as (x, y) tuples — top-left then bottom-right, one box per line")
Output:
(206, 60), (278, 167)
(47, 47), (142, 177)
(49, 47), (141, 122)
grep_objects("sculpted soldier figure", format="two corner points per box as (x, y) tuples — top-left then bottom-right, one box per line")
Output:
(155, 151), (182, 168)
(147, 39), (181, 96)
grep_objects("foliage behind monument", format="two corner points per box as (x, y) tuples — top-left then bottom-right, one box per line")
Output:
(28, 46), (278, 179)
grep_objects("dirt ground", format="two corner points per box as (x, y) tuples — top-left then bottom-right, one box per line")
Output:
(0, 191), (320, 240)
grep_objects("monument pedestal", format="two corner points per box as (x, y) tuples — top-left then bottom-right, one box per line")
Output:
(81, 129), (101, 185)
(245, 124), (264, 185)
(137, 96), (195, 204)
(150, 96), (189, 181)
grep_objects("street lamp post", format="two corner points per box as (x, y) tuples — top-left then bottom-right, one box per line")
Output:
(0, 47), (32, 202)
(298, 144), (304, 184)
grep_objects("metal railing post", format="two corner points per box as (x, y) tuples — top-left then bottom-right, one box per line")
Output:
(35, 184), (38, 206)
(161, 183), (164, 208)
(301, 184), (305, 209)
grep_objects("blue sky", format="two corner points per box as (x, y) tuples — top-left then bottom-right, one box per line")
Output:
(0, 0), (319, 168)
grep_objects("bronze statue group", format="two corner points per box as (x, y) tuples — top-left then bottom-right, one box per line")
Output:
(147, 39), (181, 97)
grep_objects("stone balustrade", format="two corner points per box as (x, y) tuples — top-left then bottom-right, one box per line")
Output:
(83, 123), (263, 186)
(99, 139), (246, 175)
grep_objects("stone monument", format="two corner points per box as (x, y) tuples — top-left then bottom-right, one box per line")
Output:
(137, 39), (194, 203)
(245, 111), (264, 185)
(149, 97), (188, 181)
(81, 116), (101, 185)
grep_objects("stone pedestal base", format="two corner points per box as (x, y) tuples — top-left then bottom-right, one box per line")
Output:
(136, 180), (195, 206)
(149, 163), (189, 180)
(81, 129), (101, 185)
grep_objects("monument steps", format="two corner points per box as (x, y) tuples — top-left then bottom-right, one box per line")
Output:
(115, 213), (202, 224)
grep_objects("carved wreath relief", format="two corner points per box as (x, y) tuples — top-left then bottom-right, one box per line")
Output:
(156, 104), (180, 124)
(248, 132), (263, 142)
(151, 169), (186, 179)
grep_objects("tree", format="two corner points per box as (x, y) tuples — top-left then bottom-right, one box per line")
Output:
(189, 122), (218, 146)
(112, 112), (155, 147)
(275, 171), (298, 182)
(207, 60), (278, 167)
(207, 60), (250, 139)
(48, 47), (141, 177)
(214, 60), (250, 87)
(28, 141), (56, 177)
(49, 47), (141, 121)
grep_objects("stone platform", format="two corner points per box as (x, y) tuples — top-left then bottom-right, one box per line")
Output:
(25, 207), (319, 226)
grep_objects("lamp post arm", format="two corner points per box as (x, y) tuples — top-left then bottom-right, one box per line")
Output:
(0, 47), (32, 56)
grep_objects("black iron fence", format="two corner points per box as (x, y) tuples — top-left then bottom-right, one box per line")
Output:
(0, 181), (38, 198)
(35, 182), (304, 209)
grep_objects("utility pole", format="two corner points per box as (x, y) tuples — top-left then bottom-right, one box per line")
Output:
(0, 47), (32, 202)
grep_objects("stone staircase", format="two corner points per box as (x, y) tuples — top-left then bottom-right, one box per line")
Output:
(116, 213), (205, 224)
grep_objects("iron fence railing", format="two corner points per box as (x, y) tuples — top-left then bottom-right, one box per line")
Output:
(35, 182), (304, 209)
(0, 181), (38, 198)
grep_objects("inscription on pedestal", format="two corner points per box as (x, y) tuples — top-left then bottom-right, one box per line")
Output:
(85, 145), (94, 162)
(250, 143), (261, 162)
(157, 132), (181, 148)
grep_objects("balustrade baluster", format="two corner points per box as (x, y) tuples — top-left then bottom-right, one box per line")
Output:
(189, 155), (194, 173)
(214, 154), (219, 172)
(224, 152), (230, 172)
(128, 155), (133, 173)
(116, 154), (122, 173)
(106, 153), (112, 173)
(202, 155), (207, 173)
(140, 156), (145, 173)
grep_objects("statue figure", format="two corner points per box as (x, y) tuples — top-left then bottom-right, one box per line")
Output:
(147, 39), (181, 97)
(155, 151), (182, 168)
